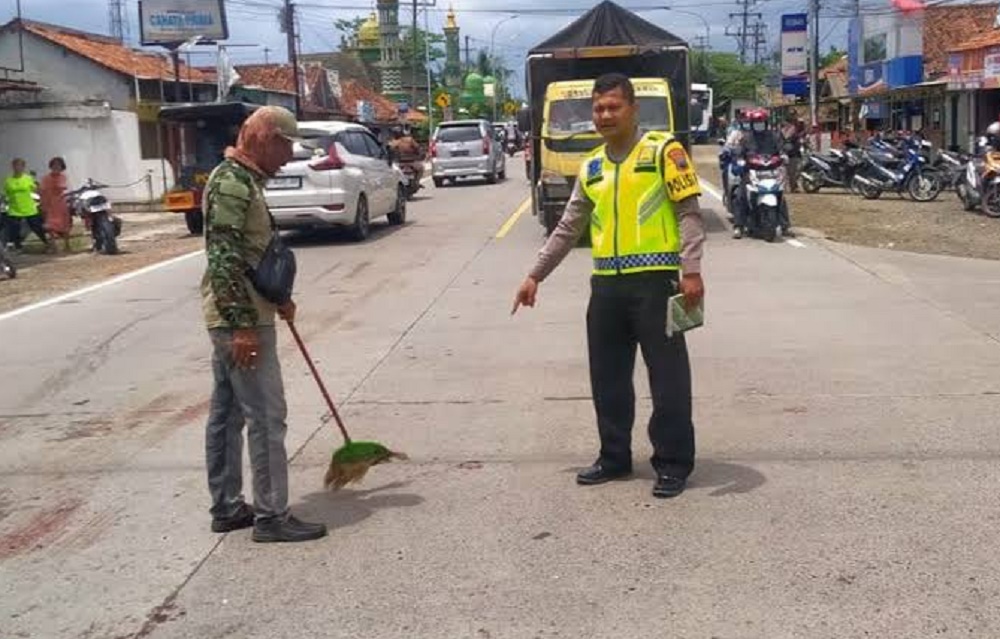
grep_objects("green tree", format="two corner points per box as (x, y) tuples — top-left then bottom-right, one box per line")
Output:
(403, 28), (445, 64)
(821, 46), (846, 69)
(700, 52), (769, 104)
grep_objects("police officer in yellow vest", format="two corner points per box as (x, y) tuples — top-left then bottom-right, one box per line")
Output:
(512, 74), (705, 499)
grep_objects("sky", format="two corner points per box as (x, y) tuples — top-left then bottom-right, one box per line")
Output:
(1, 0), (854, 96)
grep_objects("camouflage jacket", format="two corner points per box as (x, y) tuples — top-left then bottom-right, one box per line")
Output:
(200, 159), (276, 330)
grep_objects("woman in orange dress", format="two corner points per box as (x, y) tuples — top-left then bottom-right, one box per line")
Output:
(39, 157), (72, 253)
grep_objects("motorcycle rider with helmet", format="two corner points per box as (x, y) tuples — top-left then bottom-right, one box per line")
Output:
(729, 108), (794, 239)
(389, 126), (424, 186)
(719, 111), (748, 212)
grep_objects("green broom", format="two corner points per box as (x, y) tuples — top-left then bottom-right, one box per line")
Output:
(286, 320), (407, 490)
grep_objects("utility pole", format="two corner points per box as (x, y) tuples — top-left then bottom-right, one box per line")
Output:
(264, 47), (272, 65)
(282, 0), (301, 117)
(465, 36), (471, 71)
(108, 0), (128, 44)
(411, 0), (418, 110)
(726, 0), (761, 65)
(809, 0), (820, 143)
(751, 21), (767, 66)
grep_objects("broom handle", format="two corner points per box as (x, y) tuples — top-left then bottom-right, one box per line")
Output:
(285, 320), (352, 444)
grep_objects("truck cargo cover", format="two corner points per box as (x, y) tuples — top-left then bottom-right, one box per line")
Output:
(529, 0), (686, 53)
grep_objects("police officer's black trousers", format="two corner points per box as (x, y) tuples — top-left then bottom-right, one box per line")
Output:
(586, 271), (695, 479)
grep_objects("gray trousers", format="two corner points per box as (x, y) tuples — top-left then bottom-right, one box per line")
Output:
(786, 156), (802, 192)
(206, 326), (289, 520)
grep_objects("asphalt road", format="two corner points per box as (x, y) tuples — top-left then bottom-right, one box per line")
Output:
(3, 155), (1000, 638)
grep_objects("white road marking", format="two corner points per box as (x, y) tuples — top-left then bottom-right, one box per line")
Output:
(787, 239), (807, 248)
(0, 250), (204, 324)
(700, 180), (723, 202)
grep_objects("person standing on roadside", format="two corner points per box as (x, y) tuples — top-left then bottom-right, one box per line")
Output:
(201, 106), (327, 543)
(4, 159), (49, 252)
(40, 157), (72, 253)
(511, 73), (705, 499)
(781, 112), (805, 193)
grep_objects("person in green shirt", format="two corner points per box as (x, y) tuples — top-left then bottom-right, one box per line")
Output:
(3, 159), (50, 251)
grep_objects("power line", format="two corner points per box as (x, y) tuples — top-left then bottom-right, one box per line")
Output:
(108, 0), (128, 44)
(726, 0), (761, 64)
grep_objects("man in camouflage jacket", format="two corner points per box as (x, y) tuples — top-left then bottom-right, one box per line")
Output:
(201, 106), (327, 543)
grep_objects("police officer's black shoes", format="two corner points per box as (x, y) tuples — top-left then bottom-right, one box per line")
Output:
(576, 462), (632, 485)
(653, 475), (687, 499)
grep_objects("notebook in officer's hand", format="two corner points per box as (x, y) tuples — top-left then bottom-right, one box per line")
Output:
(667, 294), (704, 338)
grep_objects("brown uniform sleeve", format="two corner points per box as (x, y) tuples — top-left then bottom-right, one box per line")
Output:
(676, 195), (705, 275)
(527, 181), (593, 282)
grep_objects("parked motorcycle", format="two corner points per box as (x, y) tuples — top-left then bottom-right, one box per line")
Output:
(851, 143), (942, 202)
(0, 197), (16, 279)
(799, 146), (864, 194)
(739, 153), (786, 242)
(932, 148), (968, 192)
(979, 153), (1000, 218)
(956, 155), (987, 212)
(66, 179), (120, 255)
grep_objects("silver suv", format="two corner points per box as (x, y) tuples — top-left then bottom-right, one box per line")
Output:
(430, 120), (506, 186)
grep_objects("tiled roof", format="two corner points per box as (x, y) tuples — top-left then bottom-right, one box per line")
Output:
(8, 19), (210, 82)
(299, 51), (376, 85)
(948, 29), (1000, 53)
(234, 63), (340, 114)
(339, 79), (401, 122)
(924, 4), (998, 77)
(234, 64), (298, 94)
(234, 64), (329, 96)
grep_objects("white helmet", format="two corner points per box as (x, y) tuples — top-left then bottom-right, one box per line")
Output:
(987, 122), (1000, 137)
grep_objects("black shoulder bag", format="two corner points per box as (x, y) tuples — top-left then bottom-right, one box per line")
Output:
(246, 196), (297, 306)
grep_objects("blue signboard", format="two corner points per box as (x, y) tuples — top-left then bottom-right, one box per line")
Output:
(848, 18), (861, 94)
(781, 13), (809, 97)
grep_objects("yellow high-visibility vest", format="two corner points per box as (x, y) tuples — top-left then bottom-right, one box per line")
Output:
(579, 131), (700, 275)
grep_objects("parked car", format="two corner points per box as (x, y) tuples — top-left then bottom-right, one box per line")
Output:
(264, 121), (407, 241)
(430, 119), (506, 187)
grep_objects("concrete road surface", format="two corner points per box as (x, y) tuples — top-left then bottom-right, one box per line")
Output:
(3, 156), (1000, 639)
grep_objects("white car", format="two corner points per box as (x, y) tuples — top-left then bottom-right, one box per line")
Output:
(265, 121), (407, 241)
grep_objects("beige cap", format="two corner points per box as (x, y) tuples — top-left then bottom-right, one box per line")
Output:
(250, 105), (299, 140)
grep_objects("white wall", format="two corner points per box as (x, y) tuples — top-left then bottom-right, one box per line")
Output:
(860, 13), (923, 62)
(0, 31), (133, 109)
(0, 107), (174, 203)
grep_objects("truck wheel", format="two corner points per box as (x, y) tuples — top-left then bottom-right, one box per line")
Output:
(185, 211), (204, 235)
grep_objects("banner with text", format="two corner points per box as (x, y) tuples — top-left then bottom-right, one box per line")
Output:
(139, 0), (228, 46)
(781, 13), (809, 97)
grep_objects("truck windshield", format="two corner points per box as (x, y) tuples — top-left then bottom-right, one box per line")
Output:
(546, 97), (672, 136)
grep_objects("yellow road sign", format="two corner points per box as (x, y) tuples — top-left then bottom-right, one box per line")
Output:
(435, 93), (451, 109)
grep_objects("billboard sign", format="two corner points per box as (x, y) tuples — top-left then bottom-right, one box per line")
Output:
(781, 14), (809, 97)
(139, 0), (229, 46)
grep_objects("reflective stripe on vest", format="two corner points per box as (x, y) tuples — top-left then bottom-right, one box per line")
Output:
(579, 132), (682, 276)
